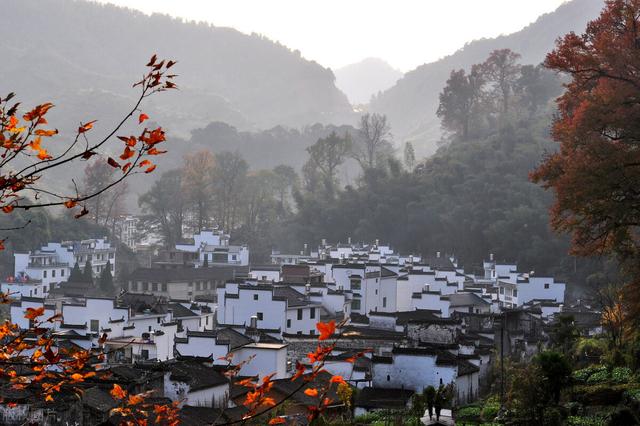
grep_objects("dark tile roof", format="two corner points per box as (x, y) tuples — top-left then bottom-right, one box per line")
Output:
(168, 361), (228, 391)
(355, 387), (414, 410)
(216, 327), (253, 350)
(83, 386), (118, 412)
(273, 286), (312, 307)
(448, 293), (491, 307)
(168, 303), (198, 318)
(129, 266), (248, 282)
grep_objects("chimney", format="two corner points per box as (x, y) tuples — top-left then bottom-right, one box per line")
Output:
(409, 255), (414, 264)
(490, 253), (494, 262)
(303, 243), (308, 254)
(436, 251), (441, 258)
(348, 236), (352, 245)
(375, 239), (379, 247)
(305, 283), (311, 299)
(321, 239), (327, 247)
(250, 315), (258, 329)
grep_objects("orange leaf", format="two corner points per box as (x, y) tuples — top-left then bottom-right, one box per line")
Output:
(2, 205), (14, 214)
(37, 148), (51, 160)
(34, 129), (58, 137)
(144, 164), (157, 173)
(45, 394), (53, 402)
(78, 120), (97, 134)
(70, 373), (84, 382)
(64, 200), (77, 209)
(24, 307), (45, 320)
(122, 162), (132, 173)
(147, 147), (167, 155)
(120, 146), (135, 160)
(110, 384), (126, 400)
(269, 418), (286, 425)
(139, 113), (149, 124)
(330, 375), (346, 385)
(316, 320), (336, 341)
(304, 388), (319, 397)
(128, 394), (144, 405)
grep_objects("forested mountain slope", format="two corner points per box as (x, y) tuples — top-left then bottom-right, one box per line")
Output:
(0, 0), (354, 137)
(369, 0), (604, 156)
(335, 58), (403, 105)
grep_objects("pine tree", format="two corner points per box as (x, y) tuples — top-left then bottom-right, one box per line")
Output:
(99, 260), (115, 295)
(83, 259), (94, 284)
(68, 262), (83, 283)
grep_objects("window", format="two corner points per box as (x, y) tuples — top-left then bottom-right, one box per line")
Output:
(387, 375), (390, 382)
(257, 312), (263, 321)
(152, 283), (158, 291)
(297, 309), (303, 320)
(351, 299), (361, 310)
(131, 282), (138, 291)
(196, 282), (201, 291)
(310, 308), (316, 319)
(231, 254), (237, 261)
(310, 330), (315, 335)
(350, 279), (361, 290)
(34, 288), (38, 295)
(188, 282), (193, 287)
(383, 297), (387, 308)
(161, 283), (167, 292)
(141, 349), (149, 360)
(157, 317), (161, 323)
(500, 287), (504, 294)
(43, 270), (47, 278)
(375, 289), (378, 295)
(253, 294), (259, 301)
(513, 289), (518, 297)
(52, 270), (56, 278)
(287, 319), (291, 328)
(90, 320), (99, 333)
(142, 282), (149, 291)
(61, 269), (65, 277)
(544, 283), (550, 289)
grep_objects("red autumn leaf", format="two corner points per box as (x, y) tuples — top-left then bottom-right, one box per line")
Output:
(63, 200), (77, 209)
(144, 164), (157, 173)
(81, 150), (96, 160)
(166, 60), (177, 68)
(138, 113), (149, 124)
(316, 320), (336, 340)
(78, 120), (97, 134)
(24, 307), (45, 320)
(34, 129), (58, 137)
(2, 205), (14, 213)
(122, 162), (132, 173)
(146, 54), (158, 67)
(120, 146), (135, 160)
(147, 147), (167, 155)
(269, 418), (285, 425)
(304, 388), (319, 397)
(110, 384), (127, 400)
(107, 157), (120, 168)
(330, 375), (346, 385)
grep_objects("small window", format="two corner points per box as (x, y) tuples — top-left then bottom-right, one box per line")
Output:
(61, 269), (65, 277)
(142, 282), (149, 291)
(513, 289), (518, 297)
(351, 299), (361, 310)
(157, 317), (161, 323)
(152, 283), (158, 291)
(43, 270), (47, 278)
(287, 319), (291, 328)
(90, 320), (99, 333)
(161, 283), (167, 292)
(52, 270), (56, 278)
(131, 282), (138, 291)
(383, 297), (387, 308)
(310, 330), (315, 335)
(257, 312), (263, 321)
(544, 283), (550, 289)
(310, 308), (316, 319)
(253, 294), (259, 301)
(387, 375), (390, 382)
(297, 309), (303, 320)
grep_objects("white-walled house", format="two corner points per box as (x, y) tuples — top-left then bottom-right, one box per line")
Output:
(10, 297), (57, 330)
(216, 282), (322, 335)
(498, 276), (566, 308)
(163, 361), (230, 408)
(61, 297), (129, 335)
(1, 274), (50, 299)
(176, 230), (249, 267)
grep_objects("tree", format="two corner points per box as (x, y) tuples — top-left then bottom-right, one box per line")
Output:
(68, 261), (83, 283)
(99, 260), (115, 295)
(352, 113), (392, 170)
(81, 160), (116, 225)
(534, 351), (572, 405)
(83, 259), (94, 284)
(481, 49), (521, 116)
(437, 65), (485, 140)
(549, 314), (579, 357)
(0, 55), (179, 423)
(530, 0), (640, 319)
(272, 164), (298, 213)
(211, 151), (249, 231)
(182, 150), (214, 233)
(139, 169), (185, 247)
(403, 141), (416, 170)
(305, 131), (351, 195)
(0, 54), (175, 245)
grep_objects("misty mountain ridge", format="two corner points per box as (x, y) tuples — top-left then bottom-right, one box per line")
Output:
(369, 0), (605, 157)
(334, 58), (404, 105)
(0, 0), (355, 138)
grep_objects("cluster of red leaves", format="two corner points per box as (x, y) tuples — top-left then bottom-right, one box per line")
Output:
(236, 319), (368, 424)
(109, 384), (180, 426)
(0, 54), (175, 224)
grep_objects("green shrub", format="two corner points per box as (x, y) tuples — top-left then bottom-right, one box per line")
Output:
(573, 365), (608, 383)
(566, 415), (606, 426)
(481, 398), (501, 420)
(611, 366), (631, 383)
(587, 369), (610, 384)
(626, 387), (640, 401)
(456, 405), (482, 419)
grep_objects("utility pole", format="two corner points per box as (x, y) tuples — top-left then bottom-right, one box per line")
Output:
(500, 312), (505, 409)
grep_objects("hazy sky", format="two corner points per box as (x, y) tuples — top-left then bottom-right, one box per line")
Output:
(97, 0), (568, 72)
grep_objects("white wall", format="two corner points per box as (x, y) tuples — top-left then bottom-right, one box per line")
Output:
(372, 353), (457, 392)
(233, 344), (288, 380)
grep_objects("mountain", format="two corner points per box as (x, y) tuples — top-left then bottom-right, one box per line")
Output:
(0, 0), (355, 137)
(334, 58), (403, 105)
(369, 0), (605, 157)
